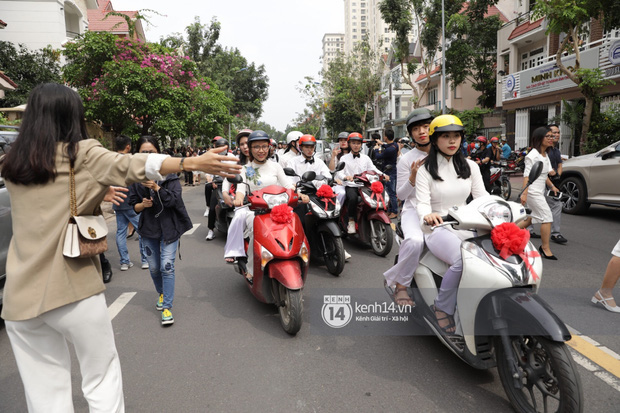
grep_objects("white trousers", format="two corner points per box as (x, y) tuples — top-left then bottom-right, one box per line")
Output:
(5, 293), (124, 413)
(334, 185), (346, 206)
(424, 227), (464, 315)
(383, 208), (424, 288)
(224, 206), (256, 274)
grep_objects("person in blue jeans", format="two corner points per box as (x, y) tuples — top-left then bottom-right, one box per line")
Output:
(114, 135), (148, 271)
(129, 136), (193, 326)
(373, 128), (399, 219)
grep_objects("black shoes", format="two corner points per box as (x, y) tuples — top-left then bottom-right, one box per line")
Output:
(529, 231), (541, 239)
(538, 246), (558, 260)
(551, 234), (568, 244)
(102, 259), (113, 283)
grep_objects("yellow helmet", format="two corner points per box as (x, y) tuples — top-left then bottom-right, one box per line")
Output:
(429, 114), (464, 138)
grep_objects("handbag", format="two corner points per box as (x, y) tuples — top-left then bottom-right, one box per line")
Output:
(62, 166), (108, 258)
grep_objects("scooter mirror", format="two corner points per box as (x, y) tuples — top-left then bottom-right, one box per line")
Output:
(301, 171), (317, 182)
(283, 167), (297, 177)
(334, 162), (345, 172)
(384, 164), (394, 172)
(227, 174), (243, 184)
(528, 161), (543, 182)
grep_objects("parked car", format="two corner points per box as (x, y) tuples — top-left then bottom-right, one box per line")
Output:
(0, 128), (18, 307)
(559, 140), (620, 214)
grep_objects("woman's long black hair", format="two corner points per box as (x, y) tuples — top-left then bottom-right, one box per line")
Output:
(424, 132), (471, 181)
(530, 126), (551, 154)
(1, 83), (88, 185)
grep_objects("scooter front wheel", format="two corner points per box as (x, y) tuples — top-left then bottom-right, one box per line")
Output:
(501, 178), (512, 201)
(319, 231), (345, 276)
(496, 335), (583, 413)
(278, 283), (303, 335)
(370, 219), (393, 257)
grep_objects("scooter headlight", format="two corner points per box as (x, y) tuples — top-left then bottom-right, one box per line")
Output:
(361, 191), (377, 208)
(299, 241), (310, 263)
(309, 201), (328, 218)
(260, 246), (274, 270)
(263, 192), (290, 209)
(479, 201), (512, 227)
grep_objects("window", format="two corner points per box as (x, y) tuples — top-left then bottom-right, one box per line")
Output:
(385, 28), (389, 33)
(361, 9), (366, 14)
(385, 47), (389, 53)
(353, 22), (357, 26)
(353, 35), (358, 39)
(521, 47), (545, 70)
(428, 88), (438, 105)
(361, 22), (366, 27)
(361, 16), (366, 21)
(361, 2), (366, 6)
(361, 29), (366, 34)
(353, 29), (357, 32)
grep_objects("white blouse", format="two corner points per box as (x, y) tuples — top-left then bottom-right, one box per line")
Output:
(415, 155), (488, 222)
(236, 159), (293, 195)
(396, 147), (428, 212)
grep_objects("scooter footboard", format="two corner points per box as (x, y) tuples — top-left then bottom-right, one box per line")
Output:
(475, 288), (571, 342)
(268, 260), (304, 290)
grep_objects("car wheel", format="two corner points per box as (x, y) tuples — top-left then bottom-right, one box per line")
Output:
(559, 176), (589, 215)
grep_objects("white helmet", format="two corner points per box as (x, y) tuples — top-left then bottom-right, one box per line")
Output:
(286, 131), (303, 144)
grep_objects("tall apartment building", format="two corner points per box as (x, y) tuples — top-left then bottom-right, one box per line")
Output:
(322, 33), (345, 72)
(343, 0), (396, 55)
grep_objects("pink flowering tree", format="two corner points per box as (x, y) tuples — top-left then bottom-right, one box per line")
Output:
(64, 32), (230, 140)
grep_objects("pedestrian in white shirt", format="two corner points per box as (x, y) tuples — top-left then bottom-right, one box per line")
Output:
(416, 115), (488, 334)
(335, 132), (388, 234)
(383, 109), (434, 306)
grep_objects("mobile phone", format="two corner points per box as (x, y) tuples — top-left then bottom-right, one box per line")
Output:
(546, 190), (563, 200)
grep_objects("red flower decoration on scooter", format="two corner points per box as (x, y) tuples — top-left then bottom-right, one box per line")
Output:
(370, 180), (385, 211)
(316, 184), (336, 209)
(491, 222), (540, 280)
(271, 204), (293, 224)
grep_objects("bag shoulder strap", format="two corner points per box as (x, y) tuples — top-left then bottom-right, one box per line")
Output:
(69, 166), (78, 217)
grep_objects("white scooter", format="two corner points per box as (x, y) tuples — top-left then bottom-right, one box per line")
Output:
(387, 162), (583, 413)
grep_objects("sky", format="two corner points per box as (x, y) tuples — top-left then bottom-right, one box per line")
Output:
(119, 0), (344, 132)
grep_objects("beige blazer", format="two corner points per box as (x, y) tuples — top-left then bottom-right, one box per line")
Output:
(2, 139), (150, 321)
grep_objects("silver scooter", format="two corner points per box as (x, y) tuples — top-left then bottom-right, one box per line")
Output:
(387, 162), (583, 413)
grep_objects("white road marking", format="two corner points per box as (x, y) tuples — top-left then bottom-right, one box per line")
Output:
(184, 223), (201, 235)
(108, 292), (136, 320)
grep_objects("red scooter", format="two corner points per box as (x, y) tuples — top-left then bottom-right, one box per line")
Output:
(228, 179), (310, 335)
(339, 171), (394, 256)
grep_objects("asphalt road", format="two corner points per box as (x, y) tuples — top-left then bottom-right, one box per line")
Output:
(1, 183), (619, 412)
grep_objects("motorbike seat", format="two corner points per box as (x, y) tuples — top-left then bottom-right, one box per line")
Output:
(419, 248), (450, 278)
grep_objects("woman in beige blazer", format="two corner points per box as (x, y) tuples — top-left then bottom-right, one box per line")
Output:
(0, 83), (240, 413)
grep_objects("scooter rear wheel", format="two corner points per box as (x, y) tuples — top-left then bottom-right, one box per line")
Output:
(278, 283), (303, 335)
(496, 335), (583, 413)
(370, 220), (393, 257)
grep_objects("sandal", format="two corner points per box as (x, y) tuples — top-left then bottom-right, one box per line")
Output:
(432, 305), (456, 334)
(394, 285), (415, 307)
(244, 271), (253, 285)
(225, 257), (237, 264)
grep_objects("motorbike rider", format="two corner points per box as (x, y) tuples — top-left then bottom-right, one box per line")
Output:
(287, 134), (353, 261)
(269, 138), (280, 163)
(383, 108), (434, 306)
(416, 115), (488, 334)
(224, 130), (309, 283)
(489, 137), (502, 166)
(329, 131), (351, 171)
(205, 138), (237, 241)
(335, 132), (389, 235)
(279, 130), (302, 167)
(469, 136), (492, 192)
(373, 128), (399, 219)
(222, 129), (252, 207)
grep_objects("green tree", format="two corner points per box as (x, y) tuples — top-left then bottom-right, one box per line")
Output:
(0, 41), (61, 107)
(532, 0), (620, 154)
(322, 39), (383, 135)
(162, 17), (269, 118)
(445, 0), (503, 108)
(64, 33), (230, 141)
(379, 0), (462, 107)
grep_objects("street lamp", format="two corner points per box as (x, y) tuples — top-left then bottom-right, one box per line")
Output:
(441, 0), (446, 114)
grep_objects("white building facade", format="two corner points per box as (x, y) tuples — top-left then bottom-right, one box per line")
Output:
(322, 33), (344, 73)
(0, 0), (97, 51)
